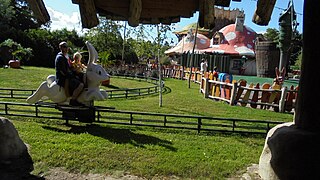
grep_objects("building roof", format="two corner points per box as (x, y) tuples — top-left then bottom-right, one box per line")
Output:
(165, 33), (210, 55)
(200, 23), (257, 57)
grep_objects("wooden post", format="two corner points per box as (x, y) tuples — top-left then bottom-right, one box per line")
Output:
(294, 0), (320, 131)
(279, 86), (287, 113)
(204, 78), (209, 98)
(200, 76), (203, 92)
(188, 18), (199, 88)
(229, 82), (238, 106)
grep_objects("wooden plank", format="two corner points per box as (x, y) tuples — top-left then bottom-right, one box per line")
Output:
(260, 83), (271, 109)
(250, 83), (260, 108)
(234, 79), (247, 105)
(128, 0), (142, 27)
(25, 0), (50, 24)
(95, 0), (197, 19)
(241, 83), (254, 107)
(267, 84), (281, 109)
(252, 0), (276, 25)
(78, 0), (99, 28)
(215, 0), (231, 7)
(285, 85), (295, 112)
(199, 0), (215, 29)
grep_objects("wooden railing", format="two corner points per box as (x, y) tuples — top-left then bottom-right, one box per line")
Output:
(162, 66), (298, 113)
(0, 101), (283, 135)
(200, 77), (298, 113)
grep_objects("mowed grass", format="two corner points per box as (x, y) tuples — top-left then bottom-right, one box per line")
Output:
(0, 66), (294, 179)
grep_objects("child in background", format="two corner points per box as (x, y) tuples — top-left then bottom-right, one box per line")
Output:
(213, 66), (219, 79)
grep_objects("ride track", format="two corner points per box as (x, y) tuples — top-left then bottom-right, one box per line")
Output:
(0, 83), (282, 136)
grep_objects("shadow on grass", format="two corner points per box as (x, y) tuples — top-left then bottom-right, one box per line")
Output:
(42, 124), (176, 151)
(104, 84), (120, 89)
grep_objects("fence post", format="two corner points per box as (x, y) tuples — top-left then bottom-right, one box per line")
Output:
(181, 67), (184, 80)
(197, 118), (202, 133)
(279, 86), (287, 113)
(229, 82), (238, 106)
(204, 78), (209, 98)
(200, 76), (203, 92)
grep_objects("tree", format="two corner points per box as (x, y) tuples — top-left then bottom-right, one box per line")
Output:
(0, 39), (33, 65)
(263, 27), (303, 70)
(126, 24), (173, 62)
(22, 28), (84, 67)
(0, 0), (47, 43)
(85, 18), (138, 64)
(263, 28), (279, 42)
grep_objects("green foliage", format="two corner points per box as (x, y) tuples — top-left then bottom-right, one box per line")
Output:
(263, 28), (302, 69)
(98, 51), (114, 67)
(85, 18), (125, 61)
(0, 0), (45, 43)
(126, 24), (173, 61)
(263, 28), (279, 42)
(0, 0), (15, 24)
(294, 52), (302, 69)
(0, 1), (172, 68)
(0, 38), (33, 63)
(21, 28), (85, 67)
(160, 56), (171, 66)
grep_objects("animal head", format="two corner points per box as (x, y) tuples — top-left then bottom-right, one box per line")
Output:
(274, 67), (286, 86)
(85, 41), (110, 84)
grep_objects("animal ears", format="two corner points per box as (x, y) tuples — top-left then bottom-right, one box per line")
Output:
(275, 67), (286, 78)
(85, 41), (98, 65)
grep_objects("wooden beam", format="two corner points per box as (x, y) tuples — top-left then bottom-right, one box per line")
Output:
(199, 0), (215, 29)
(128, 0), (142, 27)
(25, 0), (50, 24)
(78, 0), (99, 28)
(252, 0), (276, 25)
(215, 0), (231, 7)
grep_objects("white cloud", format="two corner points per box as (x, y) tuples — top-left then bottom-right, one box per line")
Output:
(45, 7), (87, 35)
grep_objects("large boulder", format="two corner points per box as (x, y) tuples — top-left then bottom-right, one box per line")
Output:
(259, 122), (320, 179)
(0, 117), (34, 178)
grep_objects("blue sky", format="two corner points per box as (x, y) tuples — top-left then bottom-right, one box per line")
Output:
(42, 0), (304, 43)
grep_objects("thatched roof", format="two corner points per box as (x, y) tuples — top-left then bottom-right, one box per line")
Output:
(25, 0), (276, 29)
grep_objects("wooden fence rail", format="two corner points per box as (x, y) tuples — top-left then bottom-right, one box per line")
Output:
(0, 101), (283, 135)
(0, 88), (35, 99)
(162, 67), (298, 113)
(95, 109), (282, 134)
(200, 77), (298, 113)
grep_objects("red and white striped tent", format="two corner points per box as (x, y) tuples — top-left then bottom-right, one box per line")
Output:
(200, 23), (257, 57)
(165, 33), (210, 56)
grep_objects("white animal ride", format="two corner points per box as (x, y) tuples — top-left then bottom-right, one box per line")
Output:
(26, 41), (110, 106)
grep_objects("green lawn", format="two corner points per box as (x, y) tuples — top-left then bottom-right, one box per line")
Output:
(0, 66), (294, 179)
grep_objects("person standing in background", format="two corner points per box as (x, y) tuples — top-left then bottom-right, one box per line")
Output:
(200, 58), (208, 75)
